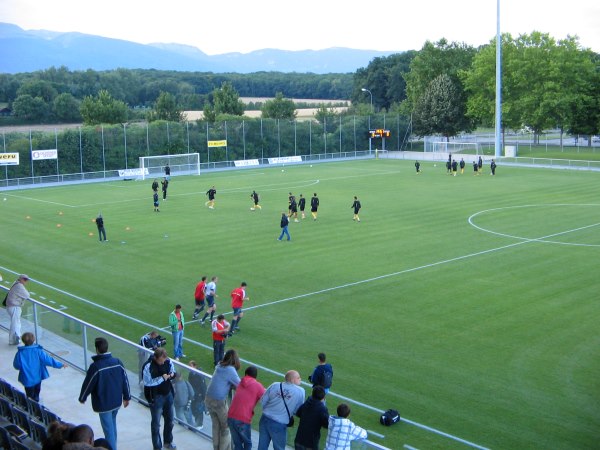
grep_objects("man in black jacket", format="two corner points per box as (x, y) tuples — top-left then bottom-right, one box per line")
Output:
(143, 347), (177, 450)
(79, 337), (130, 450)
(294, 386), (329, 450)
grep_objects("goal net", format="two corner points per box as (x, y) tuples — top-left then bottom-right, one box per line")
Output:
(424, 141), (481, 155)
(139, 153), (200, 180)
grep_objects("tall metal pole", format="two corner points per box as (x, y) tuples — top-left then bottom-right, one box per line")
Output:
(361, 88), (373, 152)
(494, 0), (502, 157)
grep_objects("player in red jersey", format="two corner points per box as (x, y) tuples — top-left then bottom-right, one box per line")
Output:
(229, 282), (249, 335)
(192, 276), (207, 320)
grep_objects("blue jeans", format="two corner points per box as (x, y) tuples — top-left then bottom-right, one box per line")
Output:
(172, 330), (183, 358)
(258, 414), (287, 450)
(213, 339), (225, 366)
(228, 418), (252, 450)
(278, 226), (291, 241)
(99, 408), (119, 450)
(150, 392), (174, 450)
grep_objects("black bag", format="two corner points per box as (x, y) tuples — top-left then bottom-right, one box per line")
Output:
(380, 409), (400, 426)
(280, 383), (295, 427)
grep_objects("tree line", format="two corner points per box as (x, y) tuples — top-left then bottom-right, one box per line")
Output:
(1, 31), (598, 142)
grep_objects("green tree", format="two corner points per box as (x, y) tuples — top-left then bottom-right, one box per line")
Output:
(80, 90), (128, 125)
(314, 104), (337, 125)
(53, 93), (81, 122)
(12, 94), (48, 121)
(403, 39), (476, 115)
(412, 74), (471, 139)
(463, 32), (600, 142)
(261, 92), (297, 119)
(203, 81), (244, 122)
(147, 91), (185, 122)
(16, 79), (58, 103)
(353, 52), (416, 112)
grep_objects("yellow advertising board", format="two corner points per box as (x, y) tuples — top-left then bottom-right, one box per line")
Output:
(208, 140), (227, 148)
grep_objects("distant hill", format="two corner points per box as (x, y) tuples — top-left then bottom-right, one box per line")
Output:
(0, 23), (402, 74)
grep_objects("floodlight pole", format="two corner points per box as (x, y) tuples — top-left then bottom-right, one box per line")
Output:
(494, 0), (502, 158)
(361, 88), (373, 152)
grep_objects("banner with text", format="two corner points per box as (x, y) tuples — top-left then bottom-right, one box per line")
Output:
(0, 153), (20, 166)
(267, 156), (302, 164)
(31, 149), (58, 161)
(118, 168), (149, 178)
(234, 159), (260, 167)
(208, 140), (227, 148)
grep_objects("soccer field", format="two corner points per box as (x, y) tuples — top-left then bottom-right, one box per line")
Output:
(1, 159), (599, 449)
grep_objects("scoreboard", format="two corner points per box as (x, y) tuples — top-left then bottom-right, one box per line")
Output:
(369, 129), (391, 138)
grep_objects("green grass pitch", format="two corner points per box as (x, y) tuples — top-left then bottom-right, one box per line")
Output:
(1, 159), (599, 449)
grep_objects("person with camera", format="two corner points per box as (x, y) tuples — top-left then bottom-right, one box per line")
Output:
(212, 314), (230, 367)
(142, 347), (177, 450)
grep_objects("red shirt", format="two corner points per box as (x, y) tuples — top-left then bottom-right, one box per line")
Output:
(195, 281), (206, 301)
(227, 375), (266, 424)
(212, 319), (229, 342)
(231, 287), (246, 308)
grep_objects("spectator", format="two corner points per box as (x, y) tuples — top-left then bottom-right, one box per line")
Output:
(62, 424), (102, 449)
(138, 331), (163, 382)
(5, 274), (30, 345)
(295, 386), (329, 450)
(168, 304), (185, 360)
(211, 314), (230, 367)
(258, 370), (305, 450)
(13, 331), (67, 401)
(227, 366), (266, 450)
(308, 352), (334, 393)
(278, 211), (291, 241)
(205, 349), (241, 450)
(142, 347), (177, 450)
(42, 421), (75, 450)
(188, 360), (208, 429)
(324, 403), (367, 450)
(78, 337), (131, 450)
(172, 371), (195, 426)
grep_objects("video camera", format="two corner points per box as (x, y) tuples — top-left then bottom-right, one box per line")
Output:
(141, 333), (167, 350)
(153, 335), (167, 348)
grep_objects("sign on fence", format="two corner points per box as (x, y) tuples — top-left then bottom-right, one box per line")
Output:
(0, 153), (20, 165)
(234, 159), (260, 167)
(208, 140), (227, 148)
(118, 168), (149, 178)
(31, 149), (58, 160)
(268, 156), (302, 164)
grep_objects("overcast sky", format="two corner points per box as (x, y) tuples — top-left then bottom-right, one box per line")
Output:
(1, 0), (599, 54)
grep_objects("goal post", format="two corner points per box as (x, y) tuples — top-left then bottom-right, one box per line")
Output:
(425, 141), (481, 155)
(139, 153), (200, 180)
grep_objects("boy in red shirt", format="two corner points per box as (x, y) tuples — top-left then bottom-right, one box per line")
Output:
(227, 366), (265, 450)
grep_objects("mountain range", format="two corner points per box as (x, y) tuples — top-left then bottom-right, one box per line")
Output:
(0, 22), (401, 74)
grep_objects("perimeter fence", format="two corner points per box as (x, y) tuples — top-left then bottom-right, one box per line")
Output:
(0, 114), (411, 184)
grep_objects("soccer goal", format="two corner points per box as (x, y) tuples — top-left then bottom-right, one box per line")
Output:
(425, 141), (481, 155)
(139, 153), (200, 180)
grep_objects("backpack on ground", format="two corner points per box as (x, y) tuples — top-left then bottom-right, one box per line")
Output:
(380, 409), (400, 426)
